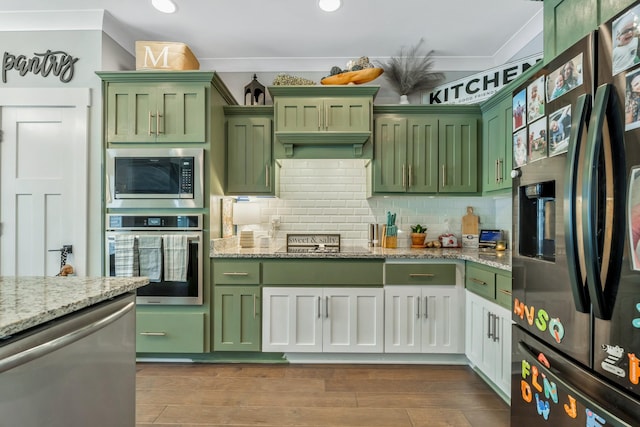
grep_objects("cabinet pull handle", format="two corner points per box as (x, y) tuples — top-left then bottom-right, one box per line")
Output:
(325, 104), (330, 128)
(139, 332), (166, 336)
(317, 296), (321, 318)
(470, 277), (487, 286)
(441, 164), (446, 187)
(325, 296), (330, 318)
(495, 160), (499, 183)
(402, 164), (407, 189)
(222, 272), (249, 276)
(318, 109), (322, 131)
(498, 289), (512, 296)
(148, 111), (154, 136)
(498, 158), (503, 182)
(409, 273), (435, 277)
(156, 110), (163, 135)
(253, 294), (257, 319)
(265, 163), (270, 188)
(408, 164), (413, 188)
(416, 297), (420, 319)
(487, 313), (493, 339)
(424, 296), (429, 319)
(493, 315), (499, 342)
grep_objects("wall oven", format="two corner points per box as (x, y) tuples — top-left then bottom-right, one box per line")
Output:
(105, 148), (204, 209)
(105, 214), (203, 305)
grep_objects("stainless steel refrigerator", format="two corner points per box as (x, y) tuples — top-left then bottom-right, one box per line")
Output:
(510, 3), (640, 425)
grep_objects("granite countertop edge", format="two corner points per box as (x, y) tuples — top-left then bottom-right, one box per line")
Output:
(0, 276), (150, 339)
(210, 247), (511, 271)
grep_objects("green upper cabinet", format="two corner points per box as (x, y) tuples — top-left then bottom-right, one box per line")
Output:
(373, 116), (438, 193)
(544, 0), (636, 62)
(225, 106), (276, 195)
(105, 82), (206, 143)
(481, 94), (512, 194)
(438, 116), (478, 193)
(269, 86), (379, 159)
(275, 97), (371, 132)
(372, 106), (480, 195)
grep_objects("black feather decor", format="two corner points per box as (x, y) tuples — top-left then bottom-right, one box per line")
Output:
(379, 38), (444, 97)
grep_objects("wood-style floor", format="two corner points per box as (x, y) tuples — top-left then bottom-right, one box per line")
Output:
(136, 363), (510, 427)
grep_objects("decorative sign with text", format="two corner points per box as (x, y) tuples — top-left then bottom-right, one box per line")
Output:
(2, 49), (79, 83)
(423, 54), (543, 105)
(286, 234), (341, 253)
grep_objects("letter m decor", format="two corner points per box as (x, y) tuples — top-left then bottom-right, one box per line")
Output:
(135, 41), (199, 71)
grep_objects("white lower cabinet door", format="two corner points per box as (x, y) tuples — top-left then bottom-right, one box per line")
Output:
(262, 287), (383, 353)
(421, 287), (464, 353)
(262, 287), (323, 352)
(385, 286), (464, 353)
(464, 290), (512, 398)
(323, 288), (384, 353)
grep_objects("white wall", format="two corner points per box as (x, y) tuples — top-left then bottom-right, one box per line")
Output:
(243, 159), (512, 249)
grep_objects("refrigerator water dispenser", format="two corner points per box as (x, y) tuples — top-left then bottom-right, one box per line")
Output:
(519, 181), (556, 261)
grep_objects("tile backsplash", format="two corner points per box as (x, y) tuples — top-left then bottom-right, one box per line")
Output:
(240, 159), (512, 248)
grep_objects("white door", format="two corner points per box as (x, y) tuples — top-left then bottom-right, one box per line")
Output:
(0, 89), (89, 276)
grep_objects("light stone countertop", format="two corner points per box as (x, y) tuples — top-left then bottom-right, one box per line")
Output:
(0, 276), (149, 339)
(211, 244), (511, 272)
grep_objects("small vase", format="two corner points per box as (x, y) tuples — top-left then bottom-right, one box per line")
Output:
(411, 233), (426, 247)
(399, 94), (410, 104)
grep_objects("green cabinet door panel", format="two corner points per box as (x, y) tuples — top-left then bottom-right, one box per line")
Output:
(482, 95), (512, 193)
(136, 311), (205, 353)
(213, 260), (261, 285)
(373, 117), (407, 193)
(385, 263), (456, 285)
(155, 84), (206, 143)
(438, 117), (478, 193)
(226, 116), (273, 195)
(262, 260), (384, 286)
(106, 83), (206, 143)
(324, 97), (371, 132)
(407, 117), (439, 193)
(496, 273), (513, 311)
(213, 286), (261, 351)
(276, 98), (322, 132)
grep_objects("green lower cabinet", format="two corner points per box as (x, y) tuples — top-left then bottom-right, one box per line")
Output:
(213, 286), (261, 351)
(136, 310), (205, 353)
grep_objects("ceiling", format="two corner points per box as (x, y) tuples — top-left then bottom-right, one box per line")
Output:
(0, 0), (544, 73)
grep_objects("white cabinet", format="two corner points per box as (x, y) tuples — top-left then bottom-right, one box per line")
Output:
(385, 286), (464, 354)
(465, 290), (512, 398)
(262, 287), (384, 353)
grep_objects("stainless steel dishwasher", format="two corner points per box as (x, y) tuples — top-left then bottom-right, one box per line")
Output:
(0, 293), (136, 427)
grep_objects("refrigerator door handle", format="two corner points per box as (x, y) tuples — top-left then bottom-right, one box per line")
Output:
(564, 93), (591, 313)
(583, 84), (626, 320)
(516, 340), (631, 425)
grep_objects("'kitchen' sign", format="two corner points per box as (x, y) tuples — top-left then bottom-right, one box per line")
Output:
(2, 49), (79, 83)
(423, 53), (542, 105)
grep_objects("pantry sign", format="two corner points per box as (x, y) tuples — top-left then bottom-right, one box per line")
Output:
(2, 49), (79, 83)
(423, 53), (542, 105)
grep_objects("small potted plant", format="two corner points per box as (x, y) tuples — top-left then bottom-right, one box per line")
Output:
(410, 224), (427, 247)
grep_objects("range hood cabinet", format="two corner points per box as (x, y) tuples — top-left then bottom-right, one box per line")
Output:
(269, 85), (379, 160)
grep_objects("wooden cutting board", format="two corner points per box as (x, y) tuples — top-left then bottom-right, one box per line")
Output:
(320, 68), (384, 85)
(462, 206), (479, 235)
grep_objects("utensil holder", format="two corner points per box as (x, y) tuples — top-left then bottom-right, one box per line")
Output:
(384, 236), (397, 248)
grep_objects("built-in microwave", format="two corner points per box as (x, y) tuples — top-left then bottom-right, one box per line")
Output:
(106, 148), (204, 209)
